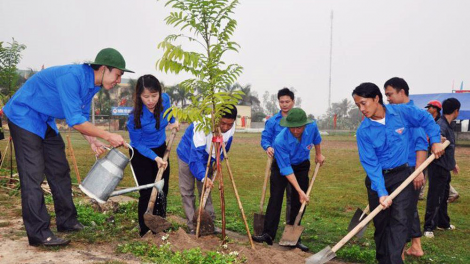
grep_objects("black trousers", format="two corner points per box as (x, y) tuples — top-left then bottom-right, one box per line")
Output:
(424, 162), (451, 231)
(8, 120), (78, 245)
(263, 160), (310, 240)
(129, 144), (169, 236)
(408, 167), (422, 239)
(366, 166), (413, 264)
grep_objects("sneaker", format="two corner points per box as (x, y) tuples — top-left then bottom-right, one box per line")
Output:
(437, 224), (456, 231)
(447, 194), (460, 203)
(423, 231), (434, 238)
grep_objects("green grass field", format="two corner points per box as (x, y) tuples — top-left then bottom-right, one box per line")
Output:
(1, 130), (468, 263)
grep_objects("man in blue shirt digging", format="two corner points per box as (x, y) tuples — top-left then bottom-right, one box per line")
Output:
(3, 48), (132, 247)
(253, 108), (325, 252)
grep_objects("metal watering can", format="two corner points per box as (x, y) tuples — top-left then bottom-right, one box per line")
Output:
(79, 143), (163, 204)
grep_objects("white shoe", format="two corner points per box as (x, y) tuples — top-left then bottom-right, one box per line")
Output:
(424, 231), (434, 238)
(437, 224), (456, 231)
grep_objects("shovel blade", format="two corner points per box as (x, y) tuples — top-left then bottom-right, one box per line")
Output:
(193, 209), (214, 236)
(347, 208), (369, 239)
(144, 213), (171, 233)
(253, 213), (265, 236)
(279, 224), (305, 246)
(305, 246), (336, 264)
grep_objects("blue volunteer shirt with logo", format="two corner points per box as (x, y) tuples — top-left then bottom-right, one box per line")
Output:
(3, 64), (100, 138)
(273, 122), (322, 176)
(260, 111), (284, 150)
(356, 104), (441, 198)
(127, 93), (175, 161)
(176, 122), (235, 181)
(406, 100), (428, 167)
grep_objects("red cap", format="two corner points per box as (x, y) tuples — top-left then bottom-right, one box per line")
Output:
(425, 100), (442, 110)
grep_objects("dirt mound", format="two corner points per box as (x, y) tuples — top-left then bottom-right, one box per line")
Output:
(143, 227), (344, 264)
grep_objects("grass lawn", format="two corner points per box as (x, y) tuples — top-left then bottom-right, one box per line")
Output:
(1, 130), (468, 263)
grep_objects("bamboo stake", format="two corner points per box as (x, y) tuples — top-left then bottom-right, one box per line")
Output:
(0, 138), (10, 170)
(66, 134), (81, 184)
(218, 127), (255, 249)
(215, 140), (226, 243)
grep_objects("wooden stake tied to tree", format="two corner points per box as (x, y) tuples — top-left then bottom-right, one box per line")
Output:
(157, 0), (254, 248)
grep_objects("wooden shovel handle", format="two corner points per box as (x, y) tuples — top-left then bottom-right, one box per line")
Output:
(147, 128), (177, 212)
(259, 157), (273, 213)
(331, 140), (450, 253)
(201, 168), (218, 208)
(293, 162), (321, 226)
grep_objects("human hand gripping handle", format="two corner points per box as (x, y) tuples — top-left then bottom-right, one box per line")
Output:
(105, 132), (125, 148)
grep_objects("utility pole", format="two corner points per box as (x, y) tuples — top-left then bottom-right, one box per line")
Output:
(328, 10), (334, 109)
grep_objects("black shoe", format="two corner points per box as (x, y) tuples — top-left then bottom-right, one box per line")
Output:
(295, 242), (309, 252)
(30, 236), (71, 247)
(57, 222), (85, 232)
(214, 227), (222, 234)
(252, 233), (273, 245)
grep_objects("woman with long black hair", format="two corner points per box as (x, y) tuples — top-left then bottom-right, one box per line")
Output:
(127, 74), (179, 237)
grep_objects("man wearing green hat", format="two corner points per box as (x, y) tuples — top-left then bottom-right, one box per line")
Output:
(3, 48), (133, 246)
(252, 108), (325, 252)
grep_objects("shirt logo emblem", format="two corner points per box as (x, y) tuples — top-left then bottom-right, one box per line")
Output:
(395, 127), (404, 135)
(306, 144), (314, 150)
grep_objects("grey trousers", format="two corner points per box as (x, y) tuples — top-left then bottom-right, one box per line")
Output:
(8, 120), (78, 245)
(178, 157), (215, 231)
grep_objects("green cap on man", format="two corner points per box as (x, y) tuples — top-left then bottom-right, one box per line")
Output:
(91, 48), (134, 73)
(280, 108), (313, 127)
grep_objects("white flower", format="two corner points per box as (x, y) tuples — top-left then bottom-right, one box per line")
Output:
(162, 234), (169, 241)
(222, 244), (228, 249)
(229, 251), (239, 256)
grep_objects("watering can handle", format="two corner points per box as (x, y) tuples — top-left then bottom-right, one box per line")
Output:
(126, 143), (139, 187)
(98, 143), (139, 187)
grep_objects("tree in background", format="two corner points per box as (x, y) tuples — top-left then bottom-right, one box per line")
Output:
(262, 91), (278, 116)
(317, 98), (361, 130)
(157, 0), (243, 133)
(0, 38), (27, 104)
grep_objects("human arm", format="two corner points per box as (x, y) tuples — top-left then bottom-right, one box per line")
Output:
(356, 129), (388, 198)
(261, 119), (275, 158)
(285, 173), (309, 203)
(312, 124), (325, 166)
(453, 164), (459, 174)
(188, 129), (212, 182)
(74, 122), (125, 148)
(400, 105), (444, 158)
(126, 114), (165, 168)
(413, 151), (427, 190)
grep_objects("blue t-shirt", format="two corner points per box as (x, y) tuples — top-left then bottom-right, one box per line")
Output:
(405, 100), (428, 167)
(177, 122), (235, 181)
(260, 111), (284, 151)
(356, 104), (441, 197)
(273, 122), (322, 176)
(127, 93), (175, 161)
(3, 64), (101, 138)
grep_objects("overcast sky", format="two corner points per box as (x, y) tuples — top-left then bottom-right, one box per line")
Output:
(1, 0), (469, 117)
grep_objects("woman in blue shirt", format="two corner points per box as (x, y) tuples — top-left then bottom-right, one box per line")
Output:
(352, 83), (443, 264)
(127, 75), (178, 237)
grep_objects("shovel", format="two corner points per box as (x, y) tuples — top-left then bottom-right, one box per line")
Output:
(347, 204), (370, 239)
(253, 156), (273, 236)
(306, 140), (450, 264)
(143, 128), (177, 233)
(193, 168), (218, 236)
(279, 163), (321, 246)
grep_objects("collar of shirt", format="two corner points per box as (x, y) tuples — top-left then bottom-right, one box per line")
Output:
(361, 105), (398, 128)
